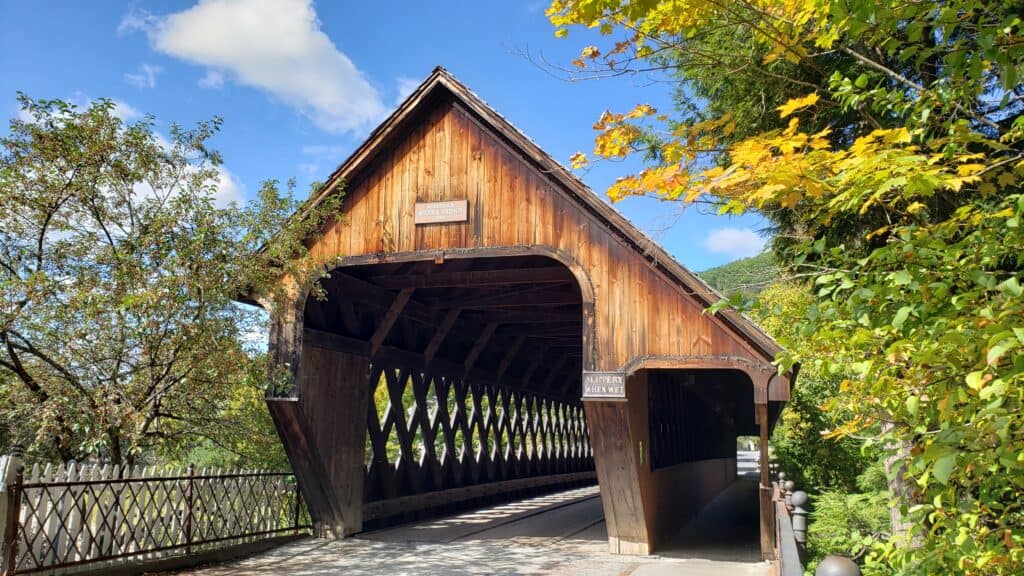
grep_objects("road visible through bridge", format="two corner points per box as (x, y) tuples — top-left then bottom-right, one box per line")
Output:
(172, 452), (768, 576)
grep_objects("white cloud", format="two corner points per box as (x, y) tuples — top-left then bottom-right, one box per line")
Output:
(117, 10), (158, 35)
(123, 0), (386, 134)
(110, 100), (143, 122)
(395, 76), (420, 105)
(212, 166), (246, 207)
(152, 131), (246, 207)
(299, 144), (346, 179)
(704, 227), (766, 258)
(198, 69), (225, 89)
(124, 64), (161, 89)
(15, 107), (34, 124)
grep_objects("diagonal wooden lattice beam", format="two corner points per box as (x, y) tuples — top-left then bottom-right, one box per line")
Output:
(495, 334), (527, 382)
(423, 307), (461, 365)
(369, 288), (414, 358)
(540, 355), (573, 397)
(519, 348), (547, 387)
(463, 322), (498, 374)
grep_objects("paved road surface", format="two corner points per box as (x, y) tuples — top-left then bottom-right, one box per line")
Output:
(172, 458), (768, 576)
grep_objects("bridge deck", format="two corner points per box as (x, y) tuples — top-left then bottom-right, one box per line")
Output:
(176, 455), (767, 575)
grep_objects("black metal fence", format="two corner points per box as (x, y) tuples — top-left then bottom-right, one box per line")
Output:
(1, 462), (310, 575)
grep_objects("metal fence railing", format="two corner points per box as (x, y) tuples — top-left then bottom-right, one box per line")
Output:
(1, 459), (310, 575)
(772, 470), (806, 576)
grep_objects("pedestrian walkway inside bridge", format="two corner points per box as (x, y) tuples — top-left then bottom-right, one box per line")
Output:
(175, 453), (768, 576)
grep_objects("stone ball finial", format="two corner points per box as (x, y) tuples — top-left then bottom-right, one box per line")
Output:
(784, 480), (795, 492)
(791, 490), (808, 507)
(778, 471), (786, 481)
(816, 555), (860, 576)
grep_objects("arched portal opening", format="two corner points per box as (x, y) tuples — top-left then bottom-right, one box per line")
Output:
(292, 253), (597, 535)
(632, 368), (763, 559)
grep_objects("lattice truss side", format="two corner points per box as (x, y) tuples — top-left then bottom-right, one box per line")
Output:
(364, 363), (593, 501)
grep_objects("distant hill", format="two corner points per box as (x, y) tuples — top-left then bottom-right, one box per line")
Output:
(698, 252), (778, 296)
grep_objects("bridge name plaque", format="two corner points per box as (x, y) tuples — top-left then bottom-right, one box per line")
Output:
(415, 200), (469, 224)
(582, 371), (627, 400)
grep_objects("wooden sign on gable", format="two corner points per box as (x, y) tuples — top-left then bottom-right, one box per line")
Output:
(415, 200), (468, 224)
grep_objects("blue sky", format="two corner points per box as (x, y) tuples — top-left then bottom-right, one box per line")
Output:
(1, 0), (768, 271)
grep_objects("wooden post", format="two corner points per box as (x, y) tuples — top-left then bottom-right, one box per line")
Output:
(184, 465), (194, 555)
(3, 466), (23, 576)
(757, 403), (774, 560)
(293, 480), (302, 531)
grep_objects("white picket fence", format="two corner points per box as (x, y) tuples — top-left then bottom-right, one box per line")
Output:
(0, 457), (307, 575)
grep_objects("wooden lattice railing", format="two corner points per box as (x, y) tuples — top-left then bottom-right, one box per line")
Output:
(365, 363), (594, 508)
(1, 462), (309, 575)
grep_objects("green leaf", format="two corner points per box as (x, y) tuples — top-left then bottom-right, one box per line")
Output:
(987, 344), (1010, 365)
(979, 379), (1007, 400)
(893, 270), (912, 286)
(997, 277), (1022, 297)
(966, 371), (985, 391)
(933, 453), (956, 485)
(906, 395), (919, 417)
(892, 305), (912, 329)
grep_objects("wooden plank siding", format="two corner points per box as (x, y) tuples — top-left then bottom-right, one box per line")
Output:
(309, 100), (757, 373)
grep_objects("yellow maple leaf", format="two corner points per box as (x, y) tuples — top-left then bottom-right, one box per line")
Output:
(956, 163), (986, 176)
(777, 92), (820, 118)
(626, 103), (657, 119)
(781, 190), (802, 208)
(569, 151), (589, 169)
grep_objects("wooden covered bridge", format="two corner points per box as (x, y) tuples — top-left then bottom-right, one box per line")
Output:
(261, 68), (795, 559)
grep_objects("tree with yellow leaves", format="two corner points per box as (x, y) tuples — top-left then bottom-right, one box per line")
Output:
(549, 1), (1023, 573)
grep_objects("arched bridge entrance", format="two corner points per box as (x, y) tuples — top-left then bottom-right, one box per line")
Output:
(257, 68), (795, 559)
(297, 254), (596, 531)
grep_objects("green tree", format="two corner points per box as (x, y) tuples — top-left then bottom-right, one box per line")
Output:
(549, 1), (1024, 573)
(754, 282), (870, 494)
(699, 252), (779, 297)
(0, 96), (339, 466)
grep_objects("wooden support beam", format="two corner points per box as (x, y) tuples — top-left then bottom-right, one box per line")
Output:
(464, 322), (498, 373)
(519, 348), (547, 387)
(305, 328), (370, 355)
(422, 288), (581, 310)
(757, 402), (774, 559)
(495, 334), (527, 382)
(541, 354), (569, 395)
(334, 270), (572, 343)
(303, 327), (574, 406)
(556, 364), (582, 399)
(423, 307), (461, 365)
(462, 310), (580, 324)
(331, 272), (436, 325)
(369, 267), (574, 289)
(369, 288), (414, 357)
(338, 300), (360, 335)
(524, 325), (584, 338)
